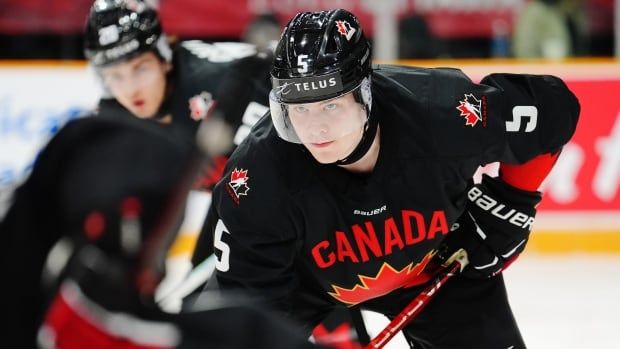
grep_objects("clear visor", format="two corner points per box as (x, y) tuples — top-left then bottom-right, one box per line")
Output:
(269, 87), (368, 144)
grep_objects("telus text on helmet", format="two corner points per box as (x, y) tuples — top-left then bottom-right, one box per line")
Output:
(104, 39), (140, 60)
(293, 77), (337, 93)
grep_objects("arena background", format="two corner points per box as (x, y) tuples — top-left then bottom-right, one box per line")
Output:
(1, 1), (618, 348)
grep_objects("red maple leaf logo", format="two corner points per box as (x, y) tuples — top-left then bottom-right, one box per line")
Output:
(328, 251), (436, 305)
(335, 20), (356, 41)
(456, 94), (482, 127)
(230, 168), (248, 183)
(228, 168), (250, 199)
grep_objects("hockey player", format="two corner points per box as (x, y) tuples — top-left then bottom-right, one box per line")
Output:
(82, 0), (272, 312)
(0, 116), (320, 348)
(197, 9), (580, 348)
(84, 0), (272, 189)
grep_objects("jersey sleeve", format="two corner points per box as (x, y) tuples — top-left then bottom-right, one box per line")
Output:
(210, 52), (272, 151)
(480, 73), (579, 164)
(178, 42), (272, 189)
(427, 68), (579, 166)
(178, 41), (271, 130)
(212, 53), (272, 128)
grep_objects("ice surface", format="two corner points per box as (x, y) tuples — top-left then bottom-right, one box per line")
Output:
(362, 254), (620, 348)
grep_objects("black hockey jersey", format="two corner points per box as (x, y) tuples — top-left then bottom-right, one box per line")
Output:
(205, 65), (579, 328)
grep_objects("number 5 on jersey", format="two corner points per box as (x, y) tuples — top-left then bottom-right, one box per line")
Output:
(214, 219), (231, 272)
(506, 106), (538, 132)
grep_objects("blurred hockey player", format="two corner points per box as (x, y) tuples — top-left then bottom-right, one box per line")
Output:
(0, 116), (321, 349)
(84, 0), (272, 189)
(194, 9), (580, 348)
(82, 0), (274, 312)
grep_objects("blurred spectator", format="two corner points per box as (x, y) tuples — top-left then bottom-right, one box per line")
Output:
(559, 0), (589, 56)
(512, 0), (579, 59)
(0, 0), (91, 59)
(241, 13), (282, 53)
(491, 19), (511, 58)
(398, 15), (439, 59)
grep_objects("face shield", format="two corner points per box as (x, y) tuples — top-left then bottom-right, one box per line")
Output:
(90, 35), (172, 99)
(269, 74), (372, 144)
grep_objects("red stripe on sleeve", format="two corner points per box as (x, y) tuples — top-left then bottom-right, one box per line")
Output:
(500, 151), (560, 192)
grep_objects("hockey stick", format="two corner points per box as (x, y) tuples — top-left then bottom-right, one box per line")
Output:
(156, 254), (216, 312)
(364, 249), (469, 349)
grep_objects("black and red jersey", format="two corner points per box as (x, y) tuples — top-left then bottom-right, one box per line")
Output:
(203, 65), (579, 328)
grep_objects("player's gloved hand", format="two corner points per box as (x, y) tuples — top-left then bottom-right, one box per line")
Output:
(437, 174), (542, 279)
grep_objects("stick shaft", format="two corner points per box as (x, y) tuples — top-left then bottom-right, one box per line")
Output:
(365, 251), (468, 349)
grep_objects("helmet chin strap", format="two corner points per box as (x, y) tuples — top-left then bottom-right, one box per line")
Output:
(333, 108), (379, 166)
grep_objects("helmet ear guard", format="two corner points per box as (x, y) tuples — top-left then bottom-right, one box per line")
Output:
(355, 76), (372, 114)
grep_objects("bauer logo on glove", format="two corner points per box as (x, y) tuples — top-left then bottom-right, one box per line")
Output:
(438, 174), (542, 279)
(467, 185), (536, 231)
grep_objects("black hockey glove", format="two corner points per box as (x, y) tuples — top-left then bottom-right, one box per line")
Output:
(437, 174), (542, 279)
